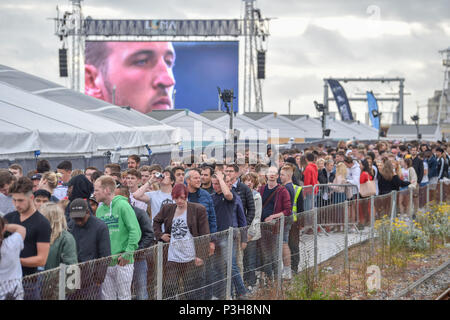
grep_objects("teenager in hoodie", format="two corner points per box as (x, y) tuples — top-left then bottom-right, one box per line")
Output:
(94, 176), (142, 300)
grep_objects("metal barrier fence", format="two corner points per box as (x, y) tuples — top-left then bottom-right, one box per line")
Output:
(5, 181), (449, 300)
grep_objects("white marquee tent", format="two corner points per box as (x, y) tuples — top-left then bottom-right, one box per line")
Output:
(0, 65), (180, 160)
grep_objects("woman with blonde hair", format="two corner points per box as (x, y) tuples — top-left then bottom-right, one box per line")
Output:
(331, 162), (348, 232)
(39, 202), (77, 270)
(38, 172), (60, 202)
(332, 162), (347, 204)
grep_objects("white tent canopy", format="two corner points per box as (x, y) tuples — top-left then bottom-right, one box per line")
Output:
(0, 65), (180, 160)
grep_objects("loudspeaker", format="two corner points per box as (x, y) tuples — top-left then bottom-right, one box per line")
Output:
(59, 49), (68, 77)
(257, 50), (265, 79)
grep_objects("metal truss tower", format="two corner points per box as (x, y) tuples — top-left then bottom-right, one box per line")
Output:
(243, 0), (268, 113)
(56, 0), (84, 91)
(436, 47), (450, 125)
(54, 0), (269, 111)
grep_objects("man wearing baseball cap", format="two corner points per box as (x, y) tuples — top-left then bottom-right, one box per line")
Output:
(30, 173), (42, 193)
(67, 198), (111, 300)
(68, 198), (111, 263)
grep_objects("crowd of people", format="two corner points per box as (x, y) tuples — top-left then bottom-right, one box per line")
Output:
(1, 139), (450, 300)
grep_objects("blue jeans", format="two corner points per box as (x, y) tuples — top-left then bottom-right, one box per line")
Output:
(213, 239), (248, 299)
(420, 182), (429, 187)
(304, 193), (313, 211)
(132, 259), (148, 300)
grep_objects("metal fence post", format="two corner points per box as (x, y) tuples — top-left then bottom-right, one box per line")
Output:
(344, 201), (349, 270)
(370, 196), (375, 255)
(409, 187), (414, 219)
(388, 191), (397, 247)
(58, 264), (66, 300)
(440, 181), (443, 204)
(226, 226), (233, 300)
(277, 215), (285, 294)
(426, 183), (430, 206)
(313, 207), (318, 279)
(156, 242), (163, 300)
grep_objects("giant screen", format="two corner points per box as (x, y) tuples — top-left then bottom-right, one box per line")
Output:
(84, 41), (239, 114)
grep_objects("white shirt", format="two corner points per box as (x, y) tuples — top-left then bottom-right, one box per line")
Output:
(167, 211), (196, 263)
(144, 190), (173, 221)
(129, 193), (148, 212)
(0, 233), (24, 299)
(53, 185), (68, 200)
(422, 161), (429, 183)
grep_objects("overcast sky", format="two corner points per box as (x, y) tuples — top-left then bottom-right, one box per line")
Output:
(1, 0), (449, 125)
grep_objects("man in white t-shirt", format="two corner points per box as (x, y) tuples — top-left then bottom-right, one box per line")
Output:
(133, 169), (175, 221)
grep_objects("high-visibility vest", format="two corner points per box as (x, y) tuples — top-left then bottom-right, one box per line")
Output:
(292, 185), (302, 222)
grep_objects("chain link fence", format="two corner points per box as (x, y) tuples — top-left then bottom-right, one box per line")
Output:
(4, 181), (448, 300)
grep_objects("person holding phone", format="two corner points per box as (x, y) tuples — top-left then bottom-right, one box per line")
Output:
(132, 169), (175, 222)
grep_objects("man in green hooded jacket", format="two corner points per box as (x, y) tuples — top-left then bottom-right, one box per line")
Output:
(94, 176), (141, 300)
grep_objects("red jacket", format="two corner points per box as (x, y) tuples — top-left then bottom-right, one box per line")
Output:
(258, 184), (292, 217)
(303, 163), (319, 186)
(360, 171), (373, 184)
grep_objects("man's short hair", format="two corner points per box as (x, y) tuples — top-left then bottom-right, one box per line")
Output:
(0, 169), (15, 189)
(85, 41), (111, 89)
(57, 160), (72, 171)
(226, 164), (240, 173)
(126, 168), (141, 179)
(281, 165), (294, 176)
(306, 152), (315, 162)
(201, 165), (214, 176)
(9, 177), (33, 195)
(148, 164), (163, 173)
(36, 159), (51, 173)
(91, 171), (102, 182)
(254, 163), (269, 173)
(185, 168), (201, 180)
(85, 166), (98, 172)
(96, 176), (117, 194)
(139, 165), (152, 173)
(8, 164), (23, 174)
(104, 163), (121, 174)
(128, 154), (141, 164)
(171, 166), (185, 174)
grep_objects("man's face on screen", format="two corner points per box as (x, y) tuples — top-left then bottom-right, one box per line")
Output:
(98, 42), (176, 113)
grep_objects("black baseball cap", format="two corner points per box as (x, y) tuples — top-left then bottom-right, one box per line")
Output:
(31, 173), (42, 181)
(69, 198), (88, 219)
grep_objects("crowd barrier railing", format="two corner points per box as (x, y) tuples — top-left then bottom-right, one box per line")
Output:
(7, 181), (448, 300)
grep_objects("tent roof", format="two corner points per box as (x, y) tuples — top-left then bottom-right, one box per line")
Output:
(0, 65), (164, 128)
(387, 124), (439, 135)
(0, 65), (180, 158)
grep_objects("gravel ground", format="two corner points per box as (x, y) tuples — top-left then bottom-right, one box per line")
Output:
(364, 246), (450, 300)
